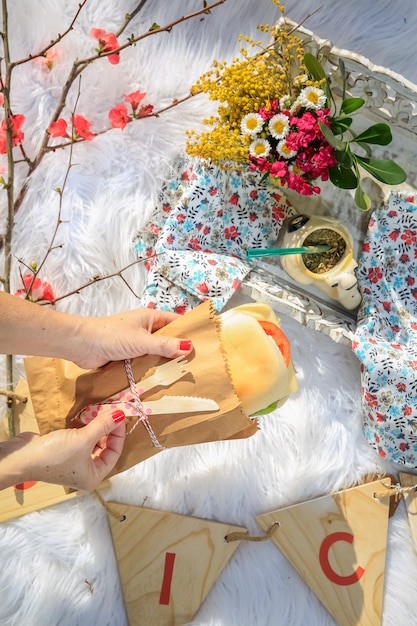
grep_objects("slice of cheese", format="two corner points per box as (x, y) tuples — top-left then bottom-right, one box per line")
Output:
(220, 303), (297, 415)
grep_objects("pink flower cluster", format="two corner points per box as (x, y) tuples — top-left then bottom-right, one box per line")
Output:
(90, 28), (120, 65)
(108, 90), (154, 130)
(15, 273), (55, 303)
(250, 103), (337, 196)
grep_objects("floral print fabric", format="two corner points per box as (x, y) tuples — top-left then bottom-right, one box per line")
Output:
(353, 192), (417, 467)
(133, 156), (295, 313)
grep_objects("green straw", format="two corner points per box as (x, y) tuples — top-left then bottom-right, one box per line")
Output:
(246, 245), (331, 259)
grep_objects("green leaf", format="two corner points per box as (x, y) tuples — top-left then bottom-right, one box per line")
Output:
(331, 117), (352, 135)
(352, 123), (392, 146)
(319, 121), (345, 150)
(335, 149), (353, 169)
(329, 164), (358, 189)
(253, 400), (278, 416)
(303, 52), (326, 81)
(341, 97), (365, 114)
(355, 156), (407, 185)
(149, 22), (160, 31)
(355, 185), (372, 211)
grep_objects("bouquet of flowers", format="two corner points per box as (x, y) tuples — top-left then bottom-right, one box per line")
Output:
(186, 1), (406, 210)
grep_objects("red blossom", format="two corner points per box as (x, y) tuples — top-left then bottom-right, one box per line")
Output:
(367, 267), (383, 283)
(189, 237), (201, 250)
(0, 114), (25, 154)
(15, 273), (55, 303)
(389, 230), (400, 241)
(91, 28), (120, 65)
(48, 118), (68, 138)
(124, 90), (146, 112)
(224, 226), (239, 240)
(138, 104), (154, 118)
(72, 115), (95, 141)
(229, 193), (239, 205)
(108, 104), (130, 130)
(197, 282), (209, 294)
(401, 229), (417, 245)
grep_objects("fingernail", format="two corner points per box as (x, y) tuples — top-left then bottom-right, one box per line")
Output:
(112, 410), (125, 424)
(179, 340), (192, 351)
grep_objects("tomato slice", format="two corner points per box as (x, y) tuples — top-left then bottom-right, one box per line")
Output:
(258, 320), (291, 367)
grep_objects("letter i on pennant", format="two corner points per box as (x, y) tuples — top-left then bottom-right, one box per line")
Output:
(256, 479), (391, 626)
(107, 502), (246, 626)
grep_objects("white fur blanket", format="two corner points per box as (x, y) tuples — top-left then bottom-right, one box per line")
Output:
(1, 1), (417, 624)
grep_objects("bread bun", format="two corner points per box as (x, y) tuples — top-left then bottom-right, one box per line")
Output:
(219, 303), (297, 415)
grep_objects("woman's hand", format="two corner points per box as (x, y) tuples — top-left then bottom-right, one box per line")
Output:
(0, 409), (126, 491)
(73, 308), (193, 370)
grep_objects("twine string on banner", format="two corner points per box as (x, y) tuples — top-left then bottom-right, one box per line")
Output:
(94, 489), (126, 522)
(373, 476), (417, 501)
(124, 359), (166, 449)
(225, 522), (280, 543)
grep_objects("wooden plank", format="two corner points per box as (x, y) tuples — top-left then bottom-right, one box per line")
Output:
(256, 480), (390, 626)
(0, 379), (77, 523)
(108, 503), (246, 626)
(399, 472), (417, 549)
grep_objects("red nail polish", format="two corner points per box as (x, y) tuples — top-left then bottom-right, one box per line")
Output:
(112, 410), (125, 423)
(180, 340), (192, 351)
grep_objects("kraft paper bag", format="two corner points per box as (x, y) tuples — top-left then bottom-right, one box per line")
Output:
(24, 301), (258, 477)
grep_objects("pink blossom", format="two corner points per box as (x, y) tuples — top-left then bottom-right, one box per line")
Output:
(0, 114), (25, 154)
(137, 103), (154, 117)
(0, 163), (5, 176)
(0, 93), (4, 106)
(15, 274), (55, 303)
(34, 49), (59, 71)
(48, 118), (68, 138)
(91, 28), (120, 65)
(124, 90), (146, 112)
(270, 160), (288, 178)
(72, 115), (95, 141)
(258, 100), (280, 120)
(108, 103), (130, 130)
(287, 172), (320, 196)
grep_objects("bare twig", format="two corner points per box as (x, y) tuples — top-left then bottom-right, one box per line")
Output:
(9, 0), (88, 68)
(115, 0), (150, 38)
(42, 254), (161, 306)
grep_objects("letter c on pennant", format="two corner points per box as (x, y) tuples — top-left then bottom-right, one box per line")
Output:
(319, 532), (365, 586)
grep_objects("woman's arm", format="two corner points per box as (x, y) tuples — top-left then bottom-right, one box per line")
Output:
(0, 291), (192, 369)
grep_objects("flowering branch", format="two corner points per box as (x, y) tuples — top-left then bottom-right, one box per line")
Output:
(0, 0), (228, 436)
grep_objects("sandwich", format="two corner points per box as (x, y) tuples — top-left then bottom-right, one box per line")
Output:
(219, 302), (298, 415)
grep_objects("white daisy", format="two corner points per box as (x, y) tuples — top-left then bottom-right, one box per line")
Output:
(268, 113), (290, 140)
(297, 86), (327, 110)
(249, 138), (271, 158)
(240, 112), (264, 136)
(279, 94), (292, 111)
(276, 139), (297, 159)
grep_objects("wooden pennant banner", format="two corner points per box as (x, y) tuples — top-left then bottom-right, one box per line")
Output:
(107, 502), (246, 626)
(256, 479), (391, 626)
(399, 472), (417, 549)
(0, 379), (77, 524)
